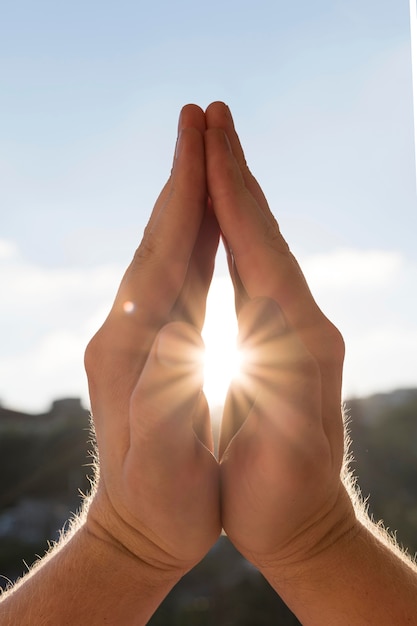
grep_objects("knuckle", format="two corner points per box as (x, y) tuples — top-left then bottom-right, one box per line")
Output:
(263, 219), (290, 256)
(84, 331), (106, 381)
(84, 328), (130, 406)
(321, 319), (346, 363)
(131, 232), (160, 271)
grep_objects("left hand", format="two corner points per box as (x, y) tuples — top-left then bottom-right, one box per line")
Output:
(204, 102), (355, 572)
(84, 104), (221, 576)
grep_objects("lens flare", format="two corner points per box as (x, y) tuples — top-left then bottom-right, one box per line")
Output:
(201, 276), (243, 407)
(202, 338), (243, 406)
(123, 300), (135, 314)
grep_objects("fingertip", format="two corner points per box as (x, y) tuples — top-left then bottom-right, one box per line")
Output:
(178, 103), (206, 133)
(205, 100), (229, 111)
(205, 101), (233, 126)
(205, 104), (249, 178)
(175, 104), (206, 161)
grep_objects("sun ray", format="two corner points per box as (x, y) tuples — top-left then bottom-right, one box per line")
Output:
(202, 276), (241, 408)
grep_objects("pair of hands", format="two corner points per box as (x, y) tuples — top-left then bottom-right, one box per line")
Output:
(84, 102), (355, 585)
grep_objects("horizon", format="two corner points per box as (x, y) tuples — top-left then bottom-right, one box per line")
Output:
(2, 385), (417, 418)
(1, 1), (416, 411)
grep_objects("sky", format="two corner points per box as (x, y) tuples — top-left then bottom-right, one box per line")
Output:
(0, 0), (416, 412)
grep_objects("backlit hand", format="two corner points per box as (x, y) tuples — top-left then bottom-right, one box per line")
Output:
(84, 105), (221, 576)
(205, 102), (355, 573)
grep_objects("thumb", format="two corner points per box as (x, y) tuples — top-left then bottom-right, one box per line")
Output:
(219, 297), (286, 459)
(130, 321), (205, 454)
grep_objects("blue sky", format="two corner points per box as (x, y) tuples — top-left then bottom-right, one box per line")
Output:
(1, 0), (416, 411)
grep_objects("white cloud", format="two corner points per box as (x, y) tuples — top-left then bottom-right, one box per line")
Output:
(203, 249), (417, 403)
(300, 248), (404, 290)
(0, 244), (416, 412)
(299, 248), (417, 398)
(0, 248), (122, 338)
(0, 239), (19, 261)
(0, 329), (91, 413)
(0, 244), (123, 411)
(344, 326), (417, 398)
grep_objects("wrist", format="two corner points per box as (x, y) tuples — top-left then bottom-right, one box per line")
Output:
(85, 495), (188, 589)
(256, 484), (359, 588)
(0, 518), (183, 626)
(256, 486), (417, 625)
(68, 520), (184, 623)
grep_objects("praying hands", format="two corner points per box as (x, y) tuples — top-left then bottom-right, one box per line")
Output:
(1, 102), (416, 626)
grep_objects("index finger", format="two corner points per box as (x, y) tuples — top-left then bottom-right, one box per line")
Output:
(205, 125), (345, 454)
(205, 101), (270, 218)
(205, 127), (322, 333)
(104, 106), (207, 356)
(85, 106), (208, 421)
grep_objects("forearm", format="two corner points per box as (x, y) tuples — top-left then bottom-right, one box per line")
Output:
(262, 504), (417, 625)
(0, 522), (182, 626)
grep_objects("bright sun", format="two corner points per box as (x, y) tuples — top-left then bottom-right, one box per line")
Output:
(202, 275), (241, 407)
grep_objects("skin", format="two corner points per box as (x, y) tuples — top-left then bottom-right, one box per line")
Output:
(84, 104), (222, 574)
(205, 103), (351, 561)
(1, 102), (417, 625)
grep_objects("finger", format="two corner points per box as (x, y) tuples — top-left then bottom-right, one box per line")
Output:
(220, 299), (325, 466)
(171, 204), (220, 330)
(120, 103), (210, 336)
(205, 101), (277, 306)
(205, 102), (271, 218)
(92, 117), (207, 393)
(224, 234), (249, 314)
(123, 323), (220, 563)
(130, 322), (206, 459)
(192, 391), (214, 453)
(179, 103), (206, 133)
(112, 104), (206, 334)
(127, 322), (218, 487)
(144, 104), (207, 232)
(205, 126), (344, 374)
(219, 382), (253, 461)
(165, 110), (220, 332)
(85, 106), (207, 457)
(206, 128), (345, 457)
(115, 127), (206, 337)
(205, 127), (319, 330)
(219, 298), (287, 459)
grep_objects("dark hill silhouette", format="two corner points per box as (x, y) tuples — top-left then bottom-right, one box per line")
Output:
(0, 389), (416, 624)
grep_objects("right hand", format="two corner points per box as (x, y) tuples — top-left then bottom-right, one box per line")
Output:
(205, 102), (356, 574)
(84, 104), (221, 577)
